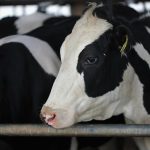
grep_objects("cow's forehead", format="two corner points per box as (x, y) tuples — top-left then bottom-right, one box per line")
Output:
(61, 5), (113, 59)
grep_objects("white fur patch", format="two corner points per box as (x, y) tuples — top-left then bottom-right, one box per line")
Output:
(122, 64), (148, 124)
(60, 5), (112, 62)
(133, 42), (150, 69)
(0, 35), (60, 76)
(15, 12), (51, 34)
(139, 13), (150, 20)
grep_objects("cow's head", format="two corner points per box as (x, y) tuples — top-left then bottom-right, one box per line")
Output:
(41, 4), (134, 128)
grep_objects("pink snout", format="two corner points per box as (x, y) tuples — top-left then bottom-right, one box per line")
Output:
(40, 106), (57, 126)
(40, 106), (75, 128)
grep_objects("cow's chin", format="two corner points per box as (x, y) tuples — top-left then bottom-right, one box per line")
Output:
(47, 120), (74, 129)
(45, 113), (76, 129)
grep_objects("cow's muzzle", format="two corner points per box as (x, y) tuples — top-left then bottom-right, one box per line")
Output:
(40, 105), (75, 128)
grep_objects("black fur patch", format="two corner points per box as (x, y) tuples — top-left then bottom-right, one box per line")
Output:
(93, 4), (140, 22)
(0, 17), (18, 38)
(131, 19), (150, 55)
(77, 30), (128, 97)
(129, 17), (150, 114)
(128, 48), (150, 114)
(0, 42), (55, 123)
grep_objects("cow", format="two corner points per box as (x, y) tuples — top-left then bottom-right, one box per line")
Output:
(0, 15), (124, 150)
(40, 3), (150, 150)
(0, 15), (79, 122)
(0, 12), (79, 38)
(0, 10), (137, 150)
(0, 12), (49, 38)
(0, 16), (80, 150)
(0, 34), (61, 123)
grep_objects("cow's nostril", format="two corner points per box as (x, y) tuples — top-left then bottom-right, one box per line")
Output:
(46, 113), (56, 123)
(40, 112), (56, 125)
(40, 113), (56, 126)
(40, 106), (57, 125)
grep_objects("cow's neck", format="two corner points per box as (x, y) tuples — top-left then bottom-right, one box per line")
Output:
(117, 53), (149, 124)
(112, 19), (150, 123)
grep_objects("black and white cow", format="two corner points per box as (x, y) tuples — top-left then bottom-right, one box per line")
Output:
(0, 13), (79, 123)
(0, 17), (78, 150)
(0, 34), (60, 123)
(0, 15), (124, 150)
(0, 12), (49, 38)
(41, 3), (150, 150)
(0, 12), (79, 38)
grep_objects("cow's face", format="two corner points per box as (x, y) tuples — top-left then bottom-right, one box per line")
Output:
(41, 4), (130, 128)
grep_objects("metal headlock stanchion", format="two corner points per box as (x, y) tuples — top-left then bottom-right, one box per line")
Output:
(0, 124), (150, 137)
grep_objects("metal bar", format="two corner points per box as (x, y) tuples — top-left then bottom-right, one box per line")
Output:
(0, 124), (150, 137)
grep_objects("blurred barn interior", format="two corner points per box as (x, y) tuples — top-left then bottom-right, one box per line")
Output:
(0, 0), (150, 18)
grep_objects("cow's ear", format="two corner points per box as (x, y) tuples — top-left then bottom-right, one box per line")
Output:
(114, 25), (131, 56)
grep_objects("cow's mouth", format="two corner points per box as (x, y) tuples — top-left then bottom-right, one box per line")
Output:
(45, 114), (56, 126)
(40, 112), (56, 126)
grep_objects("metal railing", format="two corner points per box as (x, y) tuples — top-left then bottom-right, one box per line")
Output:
(0, 124), (150, 137)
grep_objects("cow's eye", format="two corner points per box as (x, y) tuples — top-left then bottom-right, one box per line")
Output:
(84, 57), (98, 65)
